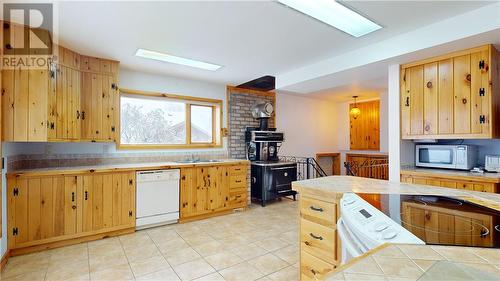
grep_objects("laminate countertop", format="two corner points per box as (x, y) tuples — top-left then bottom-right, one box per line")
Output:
(292, 176), (500, 280)
(292, 176), (500, 210)
(401, 167), (500, 183)
(7, 159), (250, 177)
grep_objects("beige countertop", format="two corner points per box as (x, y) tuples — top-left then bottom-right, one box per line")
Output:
(401, 167), (500, 183)
(327, 243), (500, 281)
(7, 159), (249, 177)
(292, 176), (500, 209)
(293, 176), (500, 280)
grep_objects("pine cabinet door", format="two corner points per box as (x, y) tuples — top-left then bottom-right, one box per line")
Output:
(409, 65), (424, 135)
(121, 172), (136, 227)
(423, 63), (438, 135)
(453, 54), (472, 134)
(81, 72), (93, 140)
(180, 167), (197, 218)
(470, 50), (490, 135)
(438, 59), (454, 134)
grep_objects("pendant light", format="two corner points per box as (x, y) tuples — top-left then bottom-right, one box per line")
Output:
(350, 96), (361, 119)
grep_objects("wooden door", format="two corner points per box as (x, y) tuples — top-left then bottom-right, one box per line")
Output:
(453, 55), (471, 134)
(438, 59), (454, 134)
(8, 178), (28, 247)
(409, 65), (424, 135)
(180, 168), (197, 218)
(207, 166), (223, 211)
(401, 68), (411, 137)
(349, 100), (379, 150)
(195, 167), (210, 214)
(28, 68), (48, 141)
(67, 67), (81, 140)
(423, 63), (438, 135)
(470, 50), (490, 134)
(82, 172), (136, 232)
(121, 172), (136, 226)
(81, 72), (93, 140)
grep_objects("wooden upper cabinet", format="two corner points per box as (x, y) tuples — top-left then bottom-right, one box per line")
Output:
(80, 56), (119, 142)
(401, 44), (500, 139)
(1, 35), (119, 142)
(350, 100), (380, 150)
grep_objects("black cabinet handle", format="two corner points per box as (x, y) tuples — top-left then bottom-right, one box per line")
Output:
(309, 233), (323, 240)
(81, 111), (85, 120)
(84, 191), (88, 200)
(405, 97), (410, 107)
(76, 110), (80, 119)
(71, 192), (75, 202)
(310, 206), (323, 212)
(236, 180), (242, 183)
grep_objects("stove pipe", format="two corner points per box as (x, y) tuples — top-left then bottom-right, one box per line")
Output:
(251, 102), (274, 131)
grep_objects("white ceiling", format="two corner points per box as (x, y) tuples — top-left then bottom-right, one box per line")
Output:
(54, 1), (492, 88)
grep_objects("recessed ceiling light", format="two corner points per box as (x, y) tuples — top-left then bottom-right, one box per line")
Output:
(278, 0), (382, 37)
(135, 49), (222, 71)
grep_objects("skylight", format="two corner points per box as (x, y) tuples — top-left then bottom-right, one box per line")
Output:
(278, 0), (382, 37)
(135, 49), (222, 71)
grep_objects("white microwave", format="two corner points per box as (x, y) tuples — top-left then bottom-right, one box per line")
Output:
(415, 145), (477, 170)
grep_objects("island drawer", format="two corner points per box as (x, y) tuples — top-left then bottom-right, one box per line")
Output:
(300, 219), (337, 263)
(300, 251), (336, 281)
(300, 196), (337, 227)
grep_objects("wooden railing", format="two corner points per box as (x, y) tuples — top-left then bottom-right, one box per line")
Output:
(345, 153), (389, 180)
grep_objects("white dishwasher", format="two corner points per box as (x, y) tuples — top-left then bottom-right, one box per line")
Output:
(136, 169), (180, 229)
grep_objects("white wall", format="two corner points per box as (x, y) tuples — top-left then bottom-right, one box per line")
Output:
(275, 92), (338, 158)
(0, 69), (229, 257)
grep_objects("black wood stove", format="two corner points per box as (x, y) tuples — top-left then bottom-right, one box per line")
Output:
(245, 103), (297, 206)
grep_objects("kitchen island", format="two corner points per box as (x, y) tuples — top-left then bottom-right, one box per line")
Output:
(292, 176), (500, 280)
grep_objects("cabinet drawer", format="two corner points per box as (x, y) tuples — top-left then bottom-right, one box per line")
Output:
(228, 165), (247, 175)
(228, 191), (247, 208)
(301, 219), (337, 263)
(300, 197), (337, 227)
(300, 251), (335, 280)
(229, 175), (246, 189)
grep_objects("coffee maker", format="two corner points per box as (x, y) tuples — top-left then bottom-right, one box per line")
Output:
(245, 103), (284, 162)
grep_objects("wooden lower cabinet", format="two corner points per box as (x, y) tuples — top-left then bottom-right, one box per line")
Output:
(400, 173), (498, 193)
(299, 194), (341, 280)
(180, 164), (248, 220)
(7, 171), (135, 252)
(401, 201), (494, 247)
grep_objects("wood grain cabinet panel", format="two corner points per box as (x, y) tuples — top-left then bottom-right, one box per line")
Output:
(400, 173), (498, 193)
(349, 100), (380, 150)
(401, 44), (500, 139)
(1, 33), (118, 142)
(7, 171), (135, 252)
(180, 164), (248, 221)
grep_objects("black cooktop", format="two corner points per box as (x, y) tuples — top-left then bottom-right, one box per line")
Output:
(356, 193), (500, 248)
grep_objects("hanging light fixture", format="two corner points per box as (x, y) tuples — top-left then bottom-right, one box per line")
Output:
(350, 96), (361, 119)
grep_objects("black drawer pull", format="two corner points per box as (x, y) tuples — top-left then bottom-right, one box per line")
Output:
(235, 180), (242, 183)
(309, 233), (323, 240)
(310, 206), (323, 212)
(234, 168), (241, 171)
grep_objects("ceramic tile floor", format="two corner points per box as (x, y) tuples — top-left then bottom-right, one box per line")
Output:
(1, 199), (299, 281)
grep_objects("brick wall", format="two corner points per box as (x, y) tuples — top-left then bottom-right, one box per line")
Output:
(228, 91), (275, 159)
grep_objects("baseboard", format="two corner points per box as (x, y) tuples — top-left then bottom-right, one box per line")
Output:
(0, 250), (10, 272)
(179, 208), (246, 223)
(10, 227), (135, 256)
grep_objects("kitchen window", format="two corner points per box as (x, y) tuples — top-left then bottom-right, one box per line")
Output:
(119, 89), (222, 149)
